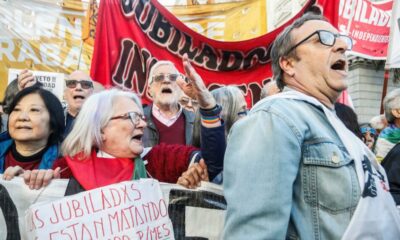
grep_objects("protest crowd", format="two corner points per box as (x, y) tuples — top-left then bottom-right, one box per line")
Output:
(0, 2), (400, 239)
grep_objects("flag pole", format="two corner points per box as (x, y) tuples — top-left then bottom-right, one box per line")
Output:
(380, 69), (390, 114)
(77, 40), (84, 70)
(381, 0), (400, 113)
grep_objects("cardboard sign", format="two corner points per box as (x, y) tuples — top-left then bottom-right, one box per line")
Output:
(8, 68), (65, 100)
(25, 179), (174, 240)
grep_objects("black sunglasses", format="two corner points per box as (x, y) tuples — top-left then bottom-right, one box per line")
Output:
(287, 30), (353, 54)
(65, 80), (93, 89)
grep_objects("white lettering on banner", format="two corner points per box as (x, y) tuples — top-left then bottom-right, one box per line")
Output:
(17, 41), (41, 64)
(207, 22), (225, 39)
(63, 46), (81, 68)
(1, 9), (82, 40)
(25, 180), (174, 240)
(350, 30), (390, 42)
(0, 39), (89, 70)
(35, 15), (58, 38)
(40, 43), (61, 66)
(179, 16), (225, 39)
(185, 23), (204, 33)
(0, 38), (15, 61)
(339, 0), (391, 27)
(57, 17), (82, 40)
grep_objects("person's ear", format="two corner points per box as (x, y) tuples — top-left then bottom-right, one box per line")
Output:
(391, 109), (400, 119)
(147, 84), (153, 98)
(279, 56), (295, 78)
(101, 129), (106, 142)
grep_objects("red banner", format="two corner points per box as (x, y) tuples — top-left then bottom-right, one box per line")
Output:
(338, 0), (393, 59)
(91, 0), (336, 106)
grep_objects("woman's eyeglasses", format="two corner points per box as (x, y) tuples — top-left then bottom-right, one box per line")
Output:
(110, 112), (146, 126)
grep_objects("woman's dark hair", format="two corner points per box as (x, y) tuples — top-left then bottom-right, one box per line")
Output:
(2, 78), (43, 114)
(335, 102), (363, 139)
(2, 79), (19, 114)
(8, 86), (65, 145)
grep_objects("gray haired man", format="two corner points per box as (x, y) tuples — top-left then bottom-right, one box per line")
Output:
(223, 13), (400, 239)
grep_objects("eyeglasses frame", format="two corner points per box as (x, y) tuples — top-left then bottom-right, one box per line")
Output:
(109, 111), (146, 126)
(65, 79), (94, 89)
(286, 30), (353, 55)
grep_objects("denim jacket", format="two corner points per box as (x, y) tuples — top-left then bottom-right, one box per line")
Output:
(223, 97), (361, 240)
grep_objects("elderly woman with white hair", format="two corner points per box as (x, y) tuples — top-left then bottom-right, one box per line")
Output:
(56, 83), (225, 194)
(23, 56), (225, 192)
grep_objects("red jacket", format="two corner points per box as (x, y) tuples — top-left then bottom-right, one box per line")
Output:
(56, 143), (198, 191)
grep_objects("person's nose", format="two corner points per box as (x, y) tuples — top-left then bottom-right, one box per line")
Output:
(136, 117), (147, 129)
(17, 110), (29, 121)
(187, 100), (193, 108)
(74, 82), (83, 91)
(333, 37), (348, 53)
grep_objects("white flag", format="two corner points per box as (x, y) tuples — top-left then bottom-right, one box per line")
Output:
(386, 0), (400, 69)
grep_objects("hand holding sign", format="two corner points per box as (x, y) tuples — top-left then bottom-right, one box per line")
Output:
(177, 159), (209, 189)
(23, 168), (61, 190)
(2, 167), (61, 190)
(177, 54), (216, 110)
(17, 69), (37, 90)
(2, 166), (24, 181)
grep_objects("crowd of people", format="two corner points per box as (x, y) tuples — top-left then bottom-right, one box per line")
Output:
(0, 12), (399, 239)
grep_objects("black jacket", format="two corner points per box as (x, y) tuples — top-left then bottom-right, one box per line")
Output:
(382, 143), (400, 205)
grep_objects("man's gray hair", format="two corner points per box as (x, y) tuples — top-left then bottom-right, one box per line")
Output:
(62, 88), (143, 157)
(148, 60), (178, 84)
(271, 13), (327, 90)
(384, 88), (400, 124)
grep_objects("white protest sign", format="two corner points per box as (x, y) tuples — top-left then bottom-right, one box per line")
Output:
(8, 68), (65, 100)
(0, 176), (68, 240)
(25, 179), (174, 240)
(0, 177), (226, 239)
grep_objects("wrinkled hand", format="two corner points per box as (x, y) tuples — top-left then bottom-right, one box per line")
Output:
(23, 167), (61, 190)
(18, 69), (36, 90)
(177, 159), (209, 189)
(3, 166), (61, 190)
(177, 54), (216, 110)
(3, 166), (25, 180)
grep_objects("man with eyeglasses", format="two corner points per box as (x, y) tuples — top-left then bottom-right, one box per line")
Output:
(143, 61), (195, 147)
(223, 13), (400, 239)
(63, 70), (94, 136)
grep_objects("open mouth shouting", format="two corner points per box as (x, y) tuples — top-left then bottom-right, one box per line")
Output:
(161, 87), (173, 94)
(131, 132), (143, 143)
(72, 94), (87, 103)
(330, 58), (348, 76)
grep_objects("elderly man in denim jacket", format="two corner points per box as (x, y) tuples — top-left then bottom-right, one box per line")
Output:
(223, 13), (367, 239)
